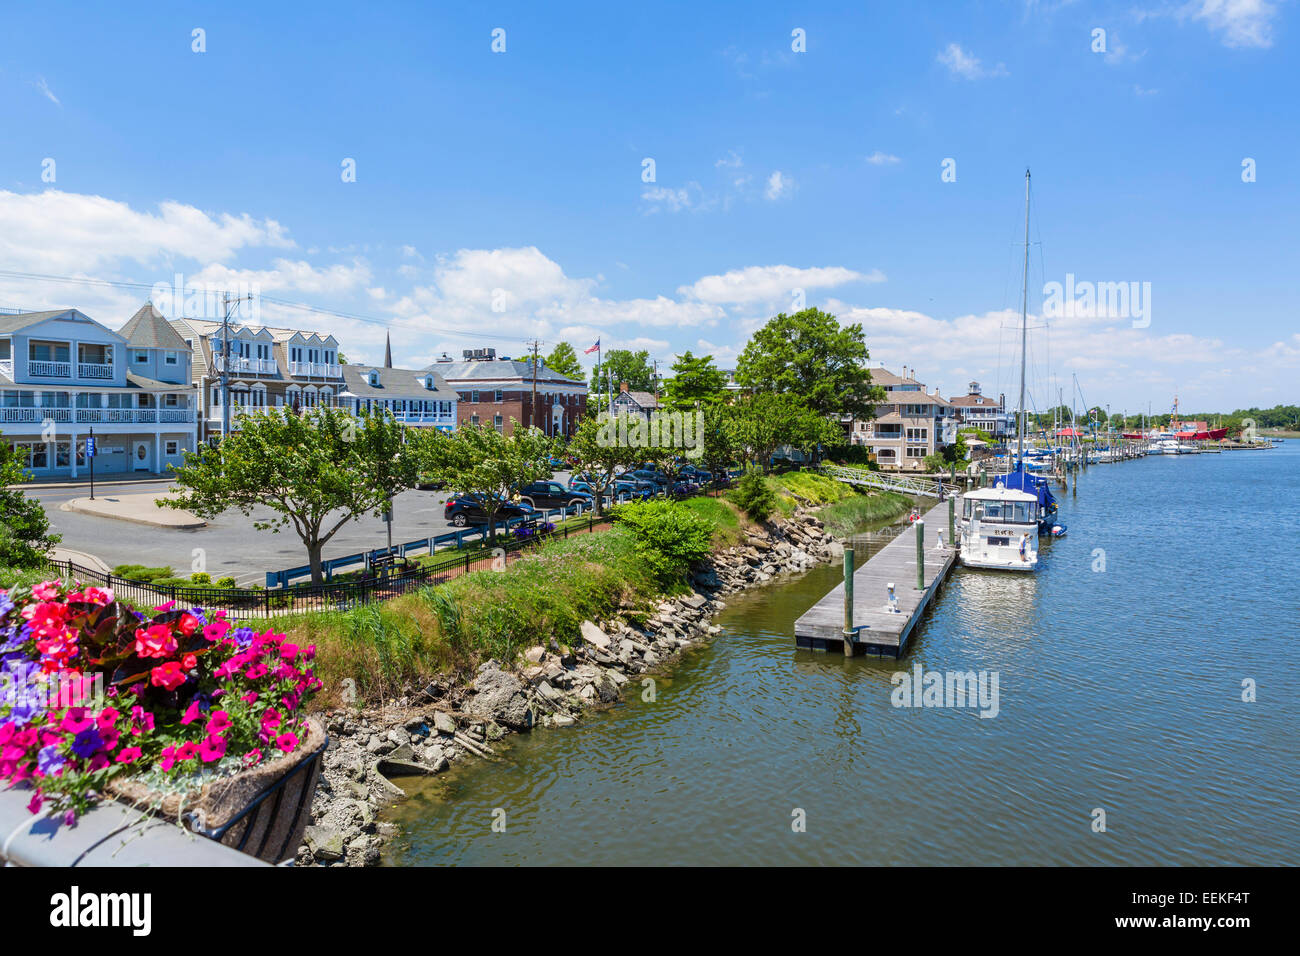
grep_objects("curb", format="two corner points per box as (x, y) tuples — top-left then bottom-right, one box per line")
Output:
(60, 498), (207, 530)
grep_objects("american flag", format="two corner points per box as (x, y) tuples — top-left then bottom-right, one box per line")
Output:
(584, 339), (600, 354)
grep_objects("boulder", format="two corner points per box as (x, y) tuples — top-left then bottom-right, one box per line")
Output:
(304, 825), (346, 862)
(469, 665), (535, 730)
(579, 620), (612, 650)
(433, 711), (457, 735)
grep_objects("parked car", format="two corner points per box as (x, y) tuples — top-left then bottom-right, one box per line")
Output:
(625, 468), (669, 489)
(444, 494), (536, 527)
(668, 479), (703, 499)
(515, 480), (594, 515)
(570, 473), (655, 502)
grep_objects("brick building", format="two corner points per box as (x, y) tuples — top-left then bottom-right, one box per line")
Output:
(428, 348), (587, 436)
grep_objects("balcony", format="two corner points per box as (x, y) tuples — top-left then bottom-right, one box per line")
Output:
(289, 361), (343, 378)
(29, 360), (72, 378)
(213, 355), (278, 375)
(77, 362), (114, 379)
(0, 359), (11, 378)
(1, 407), (71, 424)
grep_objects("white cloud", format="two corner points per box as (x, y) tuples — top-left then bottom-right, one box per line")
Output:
(937, 43), (1008, 79)
(764, 170), (794, 200)
(680, 264), (883, 306)
(1184, 0), (1277, 48)
(641, 185), (694, 213)
(30, 76), (60, 106)
(866, 151), (902, 166)
(715, 150), (743, 169)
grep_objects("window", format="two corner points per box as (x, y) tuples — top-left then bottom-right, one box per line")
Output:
(164, 351), (179, 366)
(165, 440), (179, 455)
(0, 340), (10, 361)
(134, 351), (148, 364)
(494, 389), (503, 403)
(164, 393), (179, 407)
(471, 390), (480, 403)
(906, 428), (928, 442)
(907, 446), (928, 458)
(470, 414), (479, 426)
(493, 414), (503, 432)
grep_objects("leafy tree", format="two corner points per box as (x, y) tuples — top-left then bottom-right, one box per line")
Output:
(698, 403), (740, 476)
(731, 468), (777, 521)
(544, 342), (585, 382)
(594, 348), (656, 394)
(567, 414), (643, 516)
(163, 407), (420, 585)
(420, 421), (556, 541)
(730, 393), (841, 470)
(611, 499), (714, 584)
(0, 438), (60, 568)
(662, 351), (727, 410)
(735, 308), (884, 419)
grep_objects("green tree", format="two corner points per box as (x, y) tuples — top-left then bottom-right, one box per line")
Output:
(594, 348), (655, 395)
(567, 414), (643, 516)
(698, 403), (740, 476)
(544, 342), (585, 382)
(421, 421), (556, 541)
(163, 407), (421, 585)
(735, 307), (884, 419)
(0, 438), (60, 568)
(662, 351), (727, 410)
(731, 393), (838, 471)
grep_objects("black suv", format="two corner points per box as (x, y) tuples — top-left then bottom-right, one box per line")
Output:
(516, 481), (594, 515)
(444, 494), (535, 527)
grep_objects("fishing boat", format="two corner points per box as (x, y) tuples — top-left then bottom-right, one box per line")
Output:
(960, 169), (1055, 568)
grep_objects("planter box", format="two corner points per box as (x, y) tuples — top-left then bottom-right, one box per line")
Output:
(107, 719), (328, 865)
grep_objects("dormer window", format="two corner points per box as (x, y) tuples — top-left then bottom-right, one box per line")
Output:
(423, 376), (435, 390)
(368, 369), (380, 386)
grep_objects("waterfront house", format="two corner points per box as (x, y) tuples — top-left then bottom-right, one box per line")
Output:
(848, 366), (957, 471)
(429, 347), (587, 437)
(338, 365), (458, 430)
(1, 305), (197, 478)
(947, 381), (1010, 440)
(168, 317), (344, 441)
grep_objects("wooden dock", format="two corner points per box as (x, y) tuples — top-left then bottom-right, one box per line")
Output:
(794, 499), (957, 657)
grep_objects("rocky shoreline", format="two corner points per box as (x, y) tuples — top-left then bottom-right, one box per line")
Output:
(297, 510), (844, 867)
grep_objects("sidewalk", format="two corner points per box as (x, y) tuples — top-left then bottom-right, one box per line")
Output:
(11, 472), (176, 491)
(60, 492), (206, 529)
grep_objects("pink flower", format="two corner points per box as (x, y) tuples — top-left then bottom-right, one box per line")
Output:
(175, 741), (199, 761)
(199, 735), (227, 763)
(154, 600), (176, 612)
(182, 653), (198, 670)
(115, 747), (142, 764)
(243, 749), (263, 767)
(32, 581), (60, 601)
(274, 732), (299, 754)
(96, 707), (120, 730)
(205, 711), (231, 735)
(181, 701), (203, 725)
(280, 643), (299, 662)
(177, 613), (199, 636)
(260, 709), (282, 732)
(159, 746), (177, 771)
(134, 623), (177, 659)
(27, 791), (43, 814)
(241, 691), (259, 705)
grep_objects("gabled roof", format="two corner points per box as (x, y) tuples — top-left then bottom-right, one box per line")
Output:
(119, 303), (191, 351)
(0, 309), (101, 335)
(614, 390), (659, 409)
(341, 364), (458, 400)
(429, 358), (583, 386)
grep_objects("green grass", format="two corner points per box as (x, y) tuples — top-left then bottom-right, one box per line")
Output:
(816, 492), (914, 537)
(0, 565), (59, 591)
(678, 495), (746, 548)
(775, 470), (857, 506)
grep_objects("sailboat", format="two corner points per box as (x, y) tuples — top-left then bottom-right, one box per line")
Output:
(959, 169), (1050, 571)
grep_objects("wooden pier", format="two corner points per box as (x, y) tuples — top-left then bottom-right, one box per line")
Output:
(794, 499), (957, 657)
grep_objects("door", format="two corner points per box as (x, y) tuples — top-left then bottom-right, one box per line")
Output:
(133, 440), (151, 472)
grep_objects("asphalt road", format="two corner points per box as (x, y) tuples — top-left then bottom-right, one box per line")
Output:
(32, 475), (573, 586)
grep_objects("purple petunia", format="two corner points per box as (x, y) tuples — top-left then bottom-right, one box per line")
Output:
(70, 727), (105, 759)
(37, 744), (66, 775)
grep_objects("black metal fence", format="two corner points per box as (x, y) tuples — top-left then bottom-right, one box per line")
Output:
(41, 514), (612, 618)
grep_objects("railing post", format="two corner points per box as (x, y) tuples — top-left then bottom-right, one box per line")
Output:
(915, 520), (925, 590)
(948, 497), (955, 546)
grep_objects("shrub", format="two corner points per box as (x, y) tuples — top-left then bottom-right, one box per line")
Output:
(111, 565), (173, 584)
(611, 499), (714, 584)
(731, 469), (777, 522)
(190, 572), (212, 585)
(216, 576), (237, 589)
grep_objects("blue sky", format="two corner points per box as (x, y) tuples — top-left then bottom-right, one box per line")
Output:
(1, 0), (1295, 413)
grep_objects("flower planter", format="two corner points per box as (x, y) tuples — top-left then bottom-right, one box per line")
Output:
(107, 718), (328, 865)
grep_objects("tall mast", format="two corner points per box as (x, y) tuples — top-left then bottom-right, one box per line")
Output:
(1017, 168), (1031, 468)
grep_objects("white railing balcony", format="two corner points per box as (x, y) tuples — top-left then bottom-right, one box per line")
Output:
(0, 360), (12, 378)
(29, 360), (72, 377)
(289, 361), (343, 378)
(77, 362), (114, 379)
(2, 407), (72, 424)
(213, 356), (278, 375)
(158, 408), (195, 423)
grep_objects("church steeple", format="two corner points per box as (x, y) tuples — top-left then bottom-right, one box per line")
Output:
(384, 331), (392, 368)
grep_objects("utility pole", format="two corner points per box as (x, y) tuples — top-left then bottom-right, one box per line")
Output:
(525, 339), (542, 432)
(219, 292), (254, 441)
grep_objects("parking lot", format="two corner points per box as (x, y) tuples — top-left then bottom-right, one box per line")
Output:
(32, 475), (570, 586)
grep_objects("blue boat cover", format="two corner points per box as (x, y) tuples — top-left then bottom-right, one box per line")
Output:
(992, 465), (1058, 512)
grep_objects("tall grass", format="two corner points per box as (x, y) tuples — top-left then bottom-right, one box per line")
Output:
(816, 492), (914, 537)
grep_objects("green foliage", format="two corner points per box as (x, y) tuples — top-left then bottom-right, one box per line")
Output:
(544, 342), (585, 382)
(823, 443), (874, 466)
(594, 348), (655, 395)
(111, 564), (174, 583)
(731, 468), (778, 521)
(662, 351), (727, 409)
(0, 437), (60, 568)
(190, 571), (212, 585)
(567, 414), (643, 515)
(675, 496), (744, 548)
(611, 499), (715, 584)
(215, 576), (237, 589)
(776, 470), (855, 505)
(420, 421), (557, 539)
(816, 492), (914, 537)
(734, 308), (885, 419)
(164, 406), (422, 584)
(730, 392), (841, 470)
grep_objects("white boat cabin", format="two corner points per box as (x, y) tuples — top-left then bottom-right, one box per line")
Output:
(958, 485), (1040, 571)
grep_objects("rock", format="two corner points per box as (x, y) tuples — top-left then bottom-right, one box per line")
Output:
(681, 592), (707, 609)
(378, 743), (433, 777)
(470, 665), (535, 733)
(433, 711), (457, 735)
(524, 645), (546, 663)
(553, 713), (577, 727)
(579, 620), (612, 650)
(304, 825), (346, 862)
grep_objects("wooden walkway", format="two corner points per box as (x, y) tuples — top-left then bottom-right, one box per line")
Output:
(794, 499), (957, 657)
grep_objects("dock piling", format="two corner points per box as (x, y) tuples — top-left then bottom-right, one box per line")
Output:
(842, 546), (856, 656)
(948, 497), (955, 545)
(915, 520), (925, 590)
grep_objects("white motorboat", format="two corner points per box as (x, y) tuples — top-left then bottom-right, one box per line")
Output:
(958, 486), (1040, 571)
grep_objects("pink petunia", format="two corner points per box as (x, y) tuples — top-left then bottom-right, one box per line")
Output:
(150, 662), (187, 692)
(181, 701), (203, 725)
(205, 711), (231, 735)
(274, 732), (299, 754)
(115, 747), (142, 764)
(199, 735), (227, 763)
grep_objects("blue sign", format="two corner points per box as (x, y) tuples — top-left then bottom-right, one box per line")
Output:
(85, 437), (96, 458)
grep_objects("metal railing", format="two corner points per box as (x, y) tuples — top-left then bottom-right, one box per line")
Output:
(213, 355), (279, 375)
(28, 360), (72, 377)
(289, 361), (343, 378)
(821, 463), (958, 498)
(77, 362), (114, 379)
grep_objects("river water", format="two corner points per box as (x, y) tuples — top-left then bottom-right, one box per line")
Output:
(384, 445), (1299, 865)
